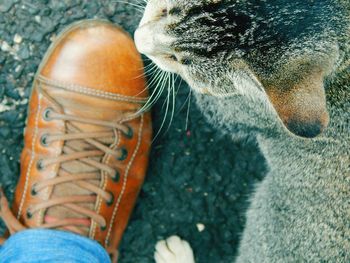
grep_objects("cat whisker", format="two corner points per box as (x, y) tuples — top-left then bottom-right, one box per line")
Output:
(144, 62), (156, 70)
(146, 71), (169, 116)
(174, 74), (182, 97)
(128, 0), (146, 9)
(135, 71), (163, 113)
(133, 66), (161, 96)
(147, 68), (168, 93)
(138, 0), (147, 5)
(160, 75), (172, 112)
(136, 0), (148, 5)
(133, 63), (158, 80)
(136, 62), (155, 73)
(173, 77), (192, 131)
(152, 72), (172, 142)
(141, 71), (166, 110)
(146, 68), (164, 89)
(112, 0), (145, 14)
(136, 69), (167, 114)
(143, 63), (159, 75)
(148, 71), (169, 110)
(185, 89), (192, 131)
(176, 80), (192, 114)
(162, 73), (177, 136)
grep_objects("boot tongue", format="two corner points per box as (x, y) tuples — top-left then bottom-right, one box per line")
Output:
(46, 142), (101, 236)
(43, 86), (121, 236)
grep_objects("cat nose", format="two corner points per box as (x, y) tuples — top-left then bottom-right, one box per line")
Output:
(134, 26), (155, 55)
(135, 25), (176, 56)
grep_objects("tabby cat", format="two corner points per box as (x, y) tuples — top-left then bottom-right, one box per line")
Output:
(135, 0), (350, 262)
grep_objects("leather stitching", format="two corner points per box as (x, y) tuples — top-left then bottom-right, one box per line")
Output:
(17, 87), (42, 219)
(104, 114), (144, 246)
(90, 128), (121, 239)
(37, 75), (149, 104)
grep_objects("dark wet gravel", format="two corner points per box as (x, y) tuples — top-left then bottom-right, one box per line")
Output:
(0, 1), (266, 262)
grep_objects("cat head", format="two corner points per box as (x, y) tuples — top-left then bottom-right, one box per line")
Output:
(135, 0), (347, 138)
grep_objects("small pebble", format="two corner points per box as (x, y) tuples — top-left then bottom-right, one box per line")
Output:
(1, 41), (11, 52)
(13, 34), (22, 44)
(34, 15), (41, 23)
(196, 223), (205, 232)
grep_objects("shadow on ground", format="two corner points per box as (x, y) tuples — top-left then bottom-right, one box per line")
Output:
(0, 1), (266, 262)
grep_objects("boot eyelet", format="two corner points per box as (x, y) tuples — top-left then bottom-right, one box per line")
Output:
(43, 108), (54, 121)
(40, 134), (49, 147)
(117, 147), (128, 161)
(124, 125), (133, 139)
(112, 171), (120, 182)
(106, 192), (114, 206)
(31, 184), (37, 196)
(26, 209), (33, 219)
(36, 160), (45, 171)
(100, 225), (107, 231)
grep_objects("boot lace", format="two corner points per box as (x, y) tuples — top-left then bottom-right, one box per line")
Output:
(0, 82), (143, 250)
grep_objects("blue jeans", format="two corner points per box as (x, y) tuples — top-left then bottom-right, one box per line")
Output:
(0, 229), (111, 262)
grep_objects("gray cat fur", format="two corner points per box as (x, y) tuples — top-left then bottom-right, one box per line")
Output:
(195, 65), (349, 262)
(139, 0), (350, 261)
(191, 11), (350, 263)
(168, 0), (350, 262)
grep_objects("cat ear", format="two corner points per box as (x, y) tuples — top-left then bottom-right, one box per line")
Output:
(265, 70), (329, 138)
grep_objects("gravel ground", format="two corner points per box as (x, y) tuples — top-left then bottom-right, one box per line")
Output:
(0, 1), (266, 262)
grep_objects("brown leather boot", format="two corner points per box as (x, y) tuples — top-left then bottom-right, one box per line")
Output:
(0, 19), (152, 262)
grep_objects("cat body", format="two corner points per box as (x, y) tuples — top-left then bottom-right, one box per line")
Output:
(237, 134), (350, 262)
(194, 69), (350, 262)
(135, 0), (350, 262)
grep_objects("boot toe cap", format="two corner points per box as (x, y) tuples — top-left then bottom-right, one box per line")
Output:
(40, 20), (147, 97)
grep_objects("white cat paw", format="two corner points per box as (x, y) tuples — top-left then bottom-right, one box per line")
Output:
(154, 235), (195, 263)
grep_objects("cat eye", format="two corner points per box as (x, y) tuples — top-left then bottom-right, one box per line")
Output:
(169, 55), (178, 61)
(161, 9), (167, 17)
(169, 7), (182, 16)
